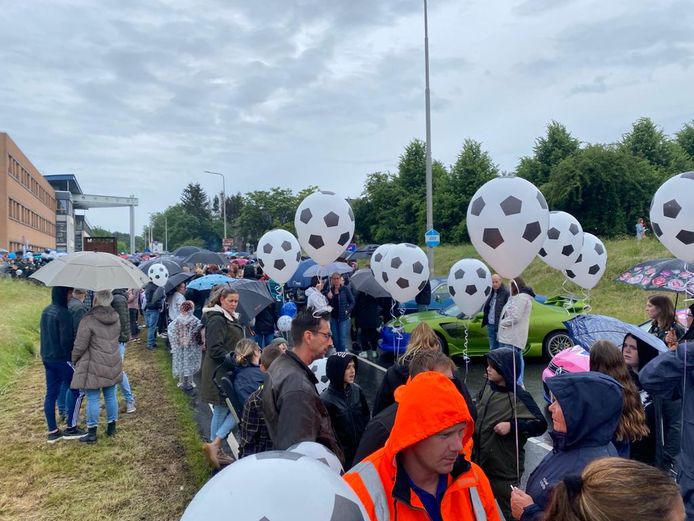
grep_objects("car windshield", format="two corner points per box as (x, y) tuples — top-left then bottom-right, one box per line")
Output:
(440, 303), (460, 317)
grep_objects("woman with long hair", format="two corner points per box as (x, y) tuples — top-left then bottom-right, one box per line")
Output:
(589, 340), (649, 457)
(544, 457), (684, 521)
(372, 322), (441, 414)
(199, 286), (244, 469)
(230, 339), (263, 411)
(646, 294), (685, 348)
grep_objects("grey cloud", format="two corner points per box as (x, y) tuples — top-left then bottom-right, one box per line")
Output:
(513, 0), (576, 16)
(568, 75), (609, 96)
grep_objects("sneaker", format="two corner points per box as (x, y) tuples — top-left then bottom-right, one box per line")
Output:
(126, 402), (137, 414)
(63, 426), (87, 440)
(358, 351), (369, 359)
(47, 429), (63, 444)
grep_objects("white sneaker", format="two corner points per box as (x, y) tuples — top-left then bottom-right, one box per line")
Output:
(126, 402), (137, 414)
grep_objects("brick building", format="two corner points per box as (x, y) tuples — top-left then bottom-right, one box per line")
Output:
(0, 133), (56, 252)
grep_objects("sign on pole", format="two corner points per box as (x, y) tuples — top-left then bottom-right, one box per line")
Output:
(425, 229), (440, 248)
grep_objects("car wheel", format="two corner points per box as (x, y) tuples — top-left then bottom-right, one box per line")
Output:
(435, 333), (449, 355)
(543, 330), (573, 359)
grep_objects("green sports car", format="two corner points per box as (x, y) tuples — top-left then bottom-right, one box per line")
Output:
(380, 298), (578, 359)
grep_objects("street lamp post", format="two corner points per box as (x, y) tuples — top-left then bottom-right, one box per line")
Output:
(205, 170), (227, 243)
(164, 214), (168, 252)
(423, 0), (434, 275)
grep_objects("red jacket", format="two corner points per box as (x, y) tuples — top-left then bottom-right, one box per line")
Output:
(344, 372), (500, 521)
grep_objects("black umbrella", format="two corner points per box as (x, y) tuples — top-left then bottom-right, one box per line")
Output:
(227, 278), (274, 324)
(182, 250), (227, 266)
(139, 258), (182, 276)
(152, 271), (196, 302)
(349, 269), (391, 298)
(172, 246), (202, 258)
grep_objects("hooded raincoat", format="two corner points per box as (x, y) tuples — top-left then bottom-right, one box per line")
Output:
(40, 287), (74, 363)
(520, 372), (623, 521)
(344, 372), (500, 521)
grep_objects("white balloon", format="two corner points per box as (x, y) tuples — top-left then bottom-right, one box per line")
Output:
(181, 450), (368, 521)
(563, 233), (607, 290)
(308, 357), (330, 394)
(467, 177), (549, 278)
(649, 172), (694, 263)
(256, 229), (301, 284)
(369, 243), (394, 290)
(294, 191), (355, 266)
(147, 263), (169, 287)
(538, 211), (584, 271)
(379, 243), (430, 303)
(288, 441), (344, 475)
(447, 259), (492, 317)
(277, 315), (293, 332)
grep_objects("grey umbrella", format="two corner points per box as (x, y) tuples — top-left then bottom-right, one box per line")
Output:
(227, 278), (274, 324)
(139, 258), (182, 276)
(182, 250), (227, 266)
(172, 245), (202, 258)
(350, 269), (391, 298)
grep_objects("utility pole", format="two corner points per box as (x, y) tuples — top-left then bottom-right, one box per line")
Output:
(205, 170), (227, 242)
(423, 0), (435, 275)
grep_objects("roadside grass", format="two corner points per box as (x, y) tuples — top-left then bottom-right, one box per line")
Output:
(0, 279), (50, 394)
(0, 311), (208, 520)
(432, 237), (673, 323)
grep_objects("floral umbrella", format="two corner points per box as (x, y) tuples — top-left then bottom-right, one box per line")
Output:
(616, 258), (694, 295)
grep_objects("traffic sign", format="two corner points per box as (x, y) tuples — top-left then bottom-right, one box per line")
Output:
(425, 229), (440, 248)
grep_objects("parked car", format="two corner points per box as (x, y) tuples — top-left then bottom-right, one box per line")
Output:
(400, 277), (452, 313)
(380, 298), (575, 360)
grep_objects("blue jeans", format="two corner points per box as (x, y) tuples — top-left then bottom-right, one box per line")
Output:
(254, 333), (275, 348)
(85, 386), (118, 428)
(144, 309), (160, 348)
(487, 324), (499, 350)
(497, 342), (525, 386)
(210, 404), (236, 441)
(43, 361), (80, 431)
(330, 318), (351, 353)
(57, 381), (70, 416)
(118, 342), (134, 404)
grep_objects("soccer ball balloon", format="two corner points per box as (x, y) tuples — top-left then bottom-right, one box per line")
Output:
(309, 357), (330, 394)
(447, 259), (492, 317)
(370, 243), (394, 291)
(180, 450), (368, 521)
(288, 441), (344, 475)
(294, 191), (355, 266)
(147, 263), (169, 287)
(650, 172), (694, 263)
(256, 229), (301, 285)
(563, 233), (607, 290)
(537, 211), (584, 271)
(467, 177), (549, 278)
(379, 243), (430, 303)
(277, 315), (293, 332)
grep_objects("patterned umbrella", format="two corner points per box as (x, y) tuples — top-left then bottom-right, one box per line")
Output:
(616, 258), (694, 294)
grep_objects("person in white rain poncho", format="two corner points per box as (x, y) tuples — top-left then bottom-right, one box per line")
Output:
(167, 300), (204, 391)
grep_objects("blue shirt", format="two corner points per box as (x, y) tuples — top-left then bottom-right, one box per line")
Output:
(408, 473), (448, 521)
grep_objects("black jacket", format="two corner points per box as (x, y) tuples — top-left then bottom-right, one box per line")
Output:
(372, 363), (409, 415)
(111, 289), (131, 343)
(67, 296), (88, 340)
(144, 282), (164, 311)
(354, 291), (381, 329)
(320, 353), (371, 469)
(254, 303), (278, 335)
(482, 285), (510, 328)
(414, 280), (431, 306)
(40, 287), (74, 363)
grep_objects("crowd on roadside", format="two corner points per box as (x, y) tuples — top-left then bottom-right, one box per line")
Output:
(0, 250), (52, 279)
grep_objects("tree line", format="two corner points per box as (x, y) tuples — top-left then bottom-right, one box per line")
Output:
(93, 117), (694, 252)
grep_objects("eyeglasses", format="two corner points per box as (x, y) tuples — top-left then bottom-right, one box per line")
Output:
(312, 330), (332, 339)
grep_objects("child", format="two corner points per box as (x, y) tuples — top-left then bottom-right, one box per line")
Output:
(167, 300), (203, 391)
(320, 352), (371, 469)
(230, 339), (264, 412)
(239, 344), (283, 458)
(473, 347), (547, 521)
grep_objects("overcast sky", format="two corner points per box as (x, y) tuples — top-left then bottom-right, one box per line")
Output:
(2, 0), (692, 235)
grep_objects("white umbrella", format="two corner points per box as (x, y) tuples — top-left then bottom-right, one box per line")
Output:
(303, 261), (353, 278)
(30, 251), (150, 290)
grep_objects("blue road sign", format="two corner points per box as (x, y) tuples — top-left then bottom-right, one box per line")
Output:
(425, 229), (440, 248)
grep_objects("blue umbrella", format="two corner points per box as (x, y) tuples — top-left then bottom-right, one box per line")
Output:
(187, 274), (233, 291)
(564, 314), (667, 353)
(285, 259), (317, 289)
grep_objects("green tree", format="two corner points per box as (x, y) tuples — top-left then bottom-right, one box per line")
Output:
(619, 117), (693, 174)
(676, 120), (694, 161)
(516, 121), (580, 189)
(544, 145), (661, 236)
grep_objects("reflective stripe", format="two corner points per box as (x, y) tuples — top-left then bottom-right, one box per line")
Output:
(350, 461), (389, 521)
(469, 486), (487, 521)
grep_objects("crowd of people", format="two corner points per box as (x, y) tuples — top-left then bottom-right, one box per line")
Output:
(33, 253), (693, 520)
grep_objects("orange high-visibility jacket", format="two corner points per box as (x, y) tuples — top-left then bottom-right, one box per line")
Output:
(344, 372), (500, 521)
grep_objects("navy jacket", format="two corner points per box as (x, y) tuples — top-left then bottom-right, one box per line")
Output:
(324, 284), (354, 322)
(521, 372), (623, 521)
(482, 285), (510, 328)
(40, 287), (74, 363)
(230, 363), (264, 413)
(641, 342), (694, 481)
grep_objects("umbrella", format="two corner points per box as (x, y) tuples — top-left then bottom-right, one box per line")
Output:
(182, 250), (227, 266)
(350, 269), (391, 298)
(30, 251), (150, 291)
(564, 314), (668, 353)
(152, 271), (196, 302)
(228, 278), (274, 324)
(286, 259), (318, 289)
(303, 261), (353, 278)
(172, 246), (202, 258)
(616, 258), (694, 294)
(139, 258), (182, 276)
(187, 274), (233, 291)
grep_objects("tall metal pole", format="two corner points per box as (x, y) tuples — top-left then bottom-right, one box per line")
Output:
(205, 171), (227, 242)
(129, 198), (135, 254)
(164, 214), (168, 252)
(423, 0), (435, 275)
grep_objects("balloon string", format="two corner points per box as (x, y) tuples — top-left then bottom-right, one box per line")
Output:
(392, 300), (405, 359)
(462, 323), (470, 384)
